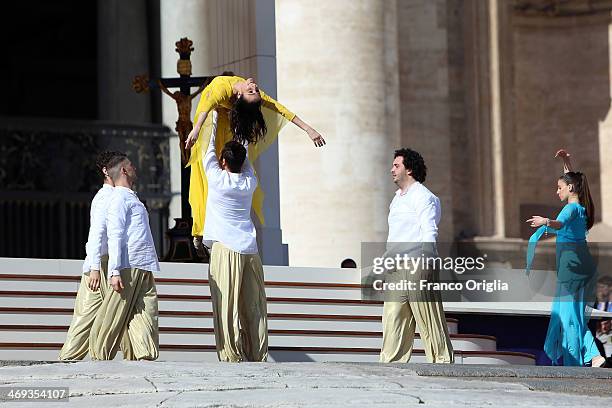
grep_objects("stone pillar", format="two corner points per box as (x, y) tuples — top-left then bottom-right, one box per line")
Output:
(463, 0), (496, 237)
(493, 0), (518, 238)
(276, 0), (399, 267)
(395, 0), (463, 242)
(251, 0), (288, 265)
(206, 0), (287, 265)
(159, 0), (213, 232)
(97, 0), (152, 123)
(600, 21), (612, 227)
(461, 0), (516, 239)
(161, 0), (287, 264)
(599, 116), (612, 227)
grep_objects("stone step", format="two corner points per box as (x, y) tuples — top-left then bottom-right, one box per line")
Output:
(0, 260), (538, 366)
(0, 275), (364, 299)
(0, 308), (459, 333)
(0, 290), (453, 322)
(0, 343), (536, 365)
(0, 325), (493, 350)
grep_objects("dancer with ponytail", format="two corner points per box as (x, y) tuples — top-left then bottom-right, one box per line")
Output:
(526, 149), (610, 367)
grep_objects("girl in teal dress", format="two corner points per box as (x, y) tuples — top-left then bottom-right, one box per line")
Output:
(526, 149), (609, 368)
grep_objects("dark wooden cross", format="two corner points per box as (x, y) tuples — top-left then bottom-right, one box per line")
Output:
(133, 37), (224, 262)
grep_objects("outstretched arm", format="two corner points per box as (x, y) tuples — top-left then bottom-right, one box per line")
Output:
(292, 116), (326, 147)
(185, 110), (208, 150)
(555, 149), (573, 173)
(527, 203), (579, 232)
(526, 216), (562, 231)
(203, 111), (220, 173)
(260, 90), (326, 148)
(241, 141), (254, 175)
(185, 77), (230, 149)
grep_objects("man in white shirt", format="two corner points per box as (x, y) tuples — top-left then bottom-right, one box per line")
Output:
(379, 148), (454, 363)
(200, 111), (267, 362)
(89, 153), (160, 361)
(60, 151), (132, 360)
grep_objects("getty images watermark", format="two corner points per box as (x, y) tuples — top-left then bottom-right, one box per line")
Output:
(369, 250), (508, 294)
(359, 241), (580, 302)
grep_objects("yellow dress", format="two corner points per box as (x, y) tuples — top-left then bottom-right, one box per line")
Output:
(187, 76), (296, 236)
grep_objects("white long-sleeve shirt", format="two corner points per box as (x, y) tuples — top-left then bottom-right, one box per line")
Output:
(387, 182), (441, 245)
(82, 184), (114, 273)
(202, 111), (258, 254)
(107, 186), (160, 276)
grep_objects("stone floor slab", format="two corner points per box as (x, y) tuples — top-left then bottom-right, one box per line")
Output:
(0, 361), (611, 407)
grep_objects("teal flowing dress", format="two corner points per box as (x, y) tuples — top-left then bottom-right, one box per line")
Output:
(526, 202), (599, 366)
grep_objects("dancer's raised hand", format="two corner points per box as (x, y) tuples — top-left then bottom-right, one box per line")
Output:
(185, 129), (198, 150)
(308, 128), (326, 147)
(554, 149), (573, 173)
(291, 116), (326, 148)
(526, 216), (548, 228)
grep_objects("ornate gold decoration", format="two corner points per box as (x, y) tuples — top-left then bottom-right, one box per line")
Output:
(177, 59), (192, 76)
(132, 74), (150, 93)
(175, 37), (194, 58)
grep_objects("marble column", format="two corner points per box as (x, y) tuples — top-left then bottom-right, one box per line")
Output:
(276, 0), (399, 267)
(206, 0), (287, 265)
(97, 0), (152, 123)
(597, 18), (612, 229)
(160, 0), (287, 264)
(460, 0), (516, 239)
(159, 0), (213, 234)
(251, 0), (288, 265)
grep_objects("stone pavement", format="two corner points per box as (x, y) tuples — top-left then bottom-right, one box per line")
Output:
(0, 361), (611, 407)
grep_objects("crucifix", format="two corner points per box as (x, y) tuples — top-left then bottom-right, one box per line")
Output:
(133, 37), (225, 262)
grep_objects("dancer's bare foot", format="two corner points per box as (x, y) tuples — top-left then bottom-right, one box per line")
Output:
(591, 355), (606, 368)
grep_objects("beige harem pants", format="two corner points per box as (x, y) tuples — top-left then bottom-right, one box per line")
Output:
(379, 264), (454, 363)
(89, 268), (159, 361)
(59, 256), (132, 360)
(209, 242), (268, 362)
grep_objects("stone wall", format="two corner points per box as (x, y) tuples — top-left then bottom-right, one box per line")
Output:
(276, 0), (398, 267)
(396, 0), (472, 242)
(275, 0), (612, 267)
(512, 14), (609, 232)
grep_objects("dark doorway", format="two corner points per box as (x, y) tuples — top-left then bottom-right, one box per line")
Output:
(0, 1), (98, 119)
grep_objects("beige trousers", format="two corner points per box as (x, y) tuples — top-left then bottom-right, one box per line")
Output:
(209, 242), (268, 362)
(380, 266), (454, 363)
(89, 268), (159, 361)
(59, 257), (132, 360)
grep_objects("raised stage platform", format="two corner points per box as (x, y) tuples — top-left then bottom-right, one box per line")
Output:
(0, 258), (609, 365)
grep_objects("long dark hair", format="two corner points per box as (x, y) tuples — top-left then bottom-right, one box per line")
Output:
(230, 97), (267, 144)
(560, 171), (595, 230)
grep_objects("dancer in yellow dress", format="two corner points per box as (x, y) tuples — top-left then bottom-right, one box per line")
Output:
(184, 75), (325, 243)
